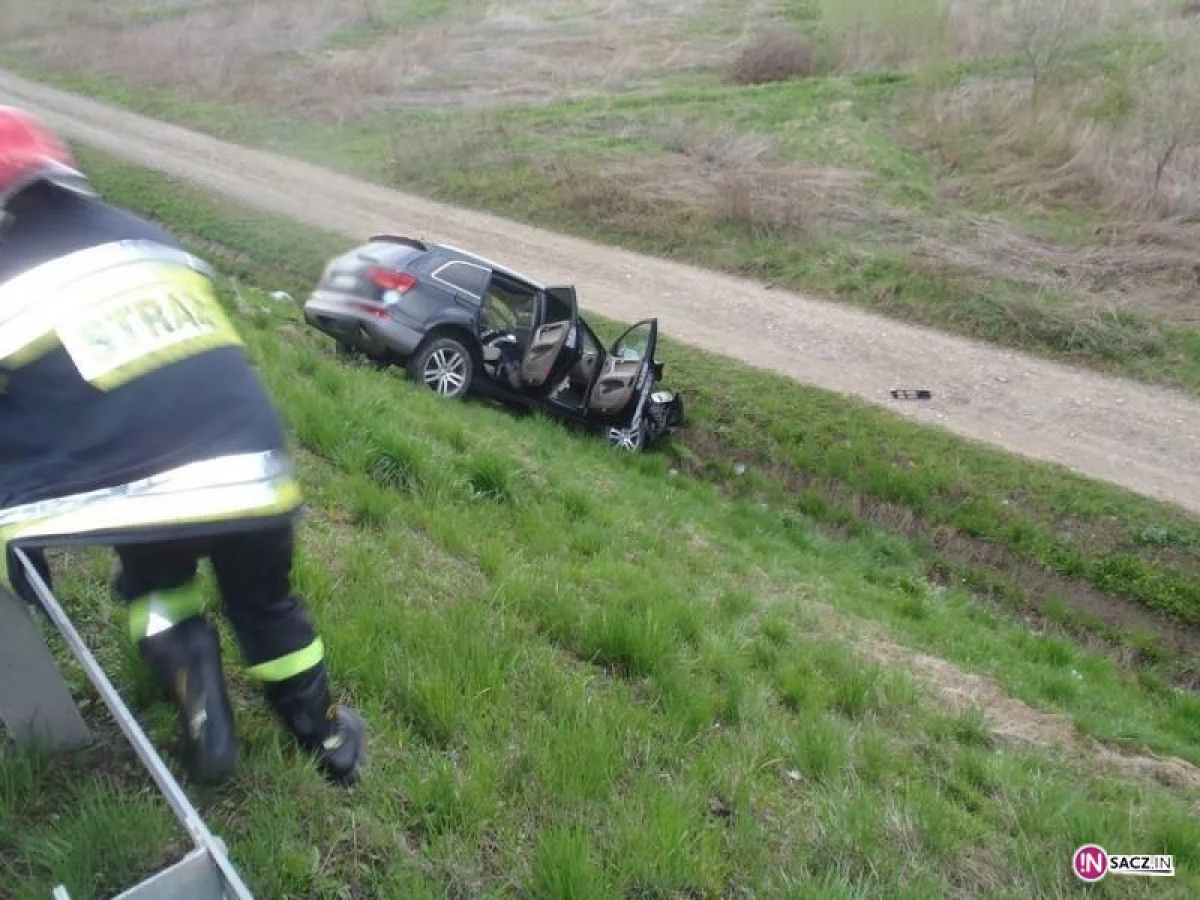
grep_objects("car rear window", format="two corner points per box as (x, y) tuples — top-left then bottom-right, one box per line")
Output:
(318, 241), (425, 291)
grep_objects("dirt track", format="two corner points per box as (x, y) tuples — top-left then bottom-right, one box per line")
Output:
(3, 69), (1198, 516)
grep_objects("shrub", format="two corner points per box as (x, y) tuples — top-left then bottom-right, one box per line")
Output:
(730, 32), (822, 85)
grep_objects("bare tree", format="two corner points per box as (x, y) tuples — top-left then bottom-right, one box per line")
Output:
(1003, 0), (1088, 109)
(1136, 48), (1200, 208)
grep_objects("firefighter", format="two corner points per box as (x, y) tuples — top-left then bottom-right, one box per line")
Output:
(0, 105), (366, 786)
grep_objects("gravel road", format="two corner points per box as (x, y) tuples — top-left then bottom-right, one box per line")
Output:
(2, 70), (1197, 515)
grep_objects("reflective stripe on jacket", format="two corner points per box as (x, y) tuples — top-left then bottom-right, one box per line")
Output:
(0, 185), (300, 590)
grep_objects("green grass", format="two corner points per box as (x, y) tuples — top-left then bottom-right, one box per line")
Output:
(6, 275), (1200, 897)
(73, 146), (1200, 662)
(2, 147), (1200, 898)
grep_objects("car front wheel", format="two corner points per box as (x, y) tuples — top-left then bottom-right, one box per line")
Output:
(606, 419), (648, 452)
(408, 335), (474, 400)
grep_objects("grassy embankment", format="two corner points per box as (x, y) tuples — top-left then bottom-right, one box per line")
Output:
(1, 147), (1199, 897)
(72, 142), (1200, 684)
(3, 0), (1200, 392)
(5, 1), (1200, 682)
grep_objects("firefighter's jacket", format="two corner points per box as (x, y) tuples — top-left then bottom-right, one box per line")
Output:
(0, 182), (302, 591)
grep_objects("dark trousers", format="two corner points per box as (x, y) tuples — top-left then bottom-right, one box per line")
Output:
(112, 523), (319, 678)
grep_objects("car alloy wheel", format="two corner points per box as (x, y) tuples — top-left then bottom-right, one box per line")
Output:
(607, 422), (646, 451)
(423, 346), (469, 397)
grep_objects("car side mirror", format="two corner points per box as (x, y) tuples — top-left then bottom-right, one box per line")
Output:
(653, 361), (665, 380)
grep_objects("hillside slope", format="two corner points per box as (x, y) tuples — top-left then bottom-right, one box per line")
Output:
(7, 242), (1198, 899)
(1, 69), (1199, 516)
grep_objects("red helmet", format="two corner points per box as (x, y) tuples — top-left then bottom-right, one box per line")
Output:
(0, 105), (93, 208)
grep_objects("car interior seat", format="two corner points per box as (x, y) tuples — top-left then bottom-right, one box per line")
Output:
(520, 320), (570, 386)
(587, 355), (643, 414)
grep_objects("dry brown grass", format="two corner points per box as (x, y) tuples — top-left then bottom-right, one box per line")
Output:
(608, 156), (868, 236)
(29, 0), (380, 103)
(642, 122), (876, 231)
(0, 0), (132, 41)
(954, 0), (1170, 59)
(15, 0), (745, 118)
(908, 213), (1200, 321)
(814, 0), (1174, 74)
(390, 114), (876, 244)
(924, 33), (1200, 222)
(391, 118), (524, 183)
(18, 0), (485, 120)
(913, 35), (1200, 322)
(819, 0), (956, 72)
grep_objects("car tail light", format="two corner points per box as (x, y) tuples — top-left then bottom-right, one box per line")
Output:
(368, 266), (417, 293)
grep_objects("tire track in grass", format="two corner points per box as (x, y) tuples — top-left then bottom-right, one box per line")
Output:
(823, 612), (1200, 794)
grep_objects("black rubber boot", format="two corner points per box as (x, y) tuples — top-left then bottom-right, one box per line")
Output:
(137, 616), (239, 786)
(265, 664), (366, 786)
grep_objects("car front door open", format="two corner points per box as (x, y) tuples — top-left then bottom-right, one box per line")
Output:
(586, 318), (658, 417)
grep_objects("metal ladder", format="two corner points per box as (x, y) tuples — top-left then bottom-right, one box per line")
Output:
(13, 548), (256, 900)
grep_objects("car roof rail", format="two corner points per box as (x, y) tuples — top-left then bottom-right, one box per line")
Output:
(367, 234), (428, 251)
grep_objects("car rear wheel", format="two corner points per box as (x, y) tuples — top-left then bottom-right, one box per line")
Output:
(408, 335), (474, 400)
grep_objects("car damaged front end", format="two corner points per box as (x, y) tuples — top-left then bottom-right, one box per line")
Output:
(605, 360), (685, 452)
(647, 388), (685, 439)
